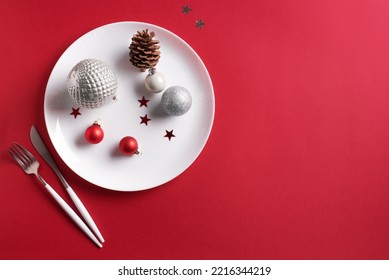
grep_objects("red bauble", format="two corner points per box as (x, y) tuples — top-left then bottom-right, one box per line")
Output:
(85, 123), (104, 144)
(119, 136), (139, 156)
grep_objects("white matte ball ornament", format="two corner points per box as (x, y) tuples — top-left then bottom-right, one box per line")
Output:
(144, 68), (166, 93)
(161, 86), (192, 116)
(67, 59), (118, 109)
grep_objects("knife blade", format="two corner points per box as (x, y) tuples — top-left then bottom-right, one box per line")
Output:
(30, 125), (105, 243)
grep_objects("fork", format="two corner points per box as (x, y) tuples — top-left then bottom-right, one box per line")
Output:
(8, 142), (102, 248)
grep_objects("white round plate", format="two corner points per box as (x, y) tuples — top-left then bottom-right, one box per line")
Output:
(44, 22), (214, 191)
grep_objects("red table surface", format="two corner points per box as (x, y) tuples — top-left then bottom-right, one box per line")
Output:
(1, 0), (389, 260)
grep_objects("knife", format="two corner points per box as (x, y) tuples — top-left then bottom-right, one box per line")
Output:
(30, 125), (105, 244)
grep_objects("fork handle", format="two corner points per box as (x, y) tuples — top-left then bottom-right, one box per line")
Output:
(38, 176), (103, 248)
(67, 187), (105, 243)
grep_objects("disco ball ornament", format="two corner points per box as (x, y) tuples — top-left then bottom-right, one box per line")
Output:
(161, 86), (192, 116)
(67, 59), (118, 109)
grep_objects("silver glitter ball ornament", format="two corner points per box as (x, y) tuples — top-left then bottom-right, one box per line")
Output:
(161, 86), (192, 116)
(67, 59), (118, 109)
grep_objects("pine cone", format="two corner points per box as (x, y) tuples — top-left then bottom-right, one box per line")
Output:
(129, 29), (161, 72)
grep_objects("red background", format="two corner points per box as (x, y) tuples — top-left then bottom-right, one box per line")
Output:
(1, 0), (389, 259)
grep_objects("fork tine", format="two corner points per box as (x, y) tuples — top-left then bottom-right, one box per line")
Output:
(7, 146), (27, 169)
(10, 143), (31, 166)
(15, 142), (36, 162)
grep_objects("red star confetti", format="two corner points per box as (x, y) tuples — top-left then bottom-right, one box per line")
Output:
(140, 114), (151, 125)
(164, 130), (175, 141)
(70, 107), (81, 118)
(138, 96), (149, 107)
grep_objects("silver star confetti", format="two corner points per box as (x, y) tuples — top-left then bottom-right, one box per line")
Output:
(195, 19), (205, 29)
(182, 4), (192, 14)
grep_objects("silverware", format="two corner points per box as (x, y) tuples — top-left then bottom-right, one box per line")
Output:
(7, 142), (102, 248)
(30, 125), (104, 244)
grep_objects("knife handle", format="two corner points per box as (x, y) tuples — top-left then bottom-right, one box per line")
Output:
(38, 176), (102, 248)
(50, 162), (105, 243)
(67, 187), (105, 243)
